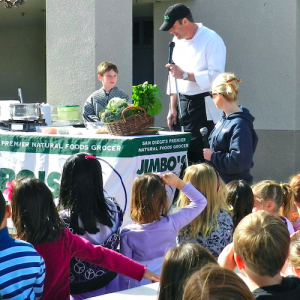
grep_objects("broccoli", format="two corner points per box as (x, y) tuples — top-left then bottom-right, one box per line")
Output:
(107, 97), (129, 112)
(101, 109), (120, 123)
(101, 104), (131, 123)
(101, 97), (131, 123)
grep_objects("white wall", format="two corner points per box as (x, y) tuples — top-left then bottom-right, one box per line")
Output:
(296, 2), (300, 130)
(46, 0), (95, 110)
(154, 0), (300, 182)
(0, 26), (46, 103)
(95, 0), (132, 97)
(154, 0), (298, 131)
(46, 0), (132, 118)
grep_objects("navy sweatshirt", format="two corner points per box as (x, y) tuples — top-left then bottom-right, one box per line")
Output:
(209, 106), (258, 184)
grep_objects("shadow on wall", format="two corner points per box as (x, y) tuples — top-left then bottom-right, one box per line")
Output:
(0, 26), (46, 103)
(251, 130), (299, 183)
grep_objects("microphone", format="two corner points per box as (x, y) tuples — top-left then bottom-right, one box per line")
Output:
(168, 42), (175, 65)
(200, 127), (209, 148)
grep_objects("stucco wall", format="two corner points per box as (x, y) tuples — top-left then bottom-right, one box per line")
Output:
(0, 26), (46, 103)
(297, 3), (300, 130)
(95, 0), (132, 97)
(46, 1), (95, 111)
(46, 0), (132, 117)
(154, 0), (300, 182)
(154, 0), (297, 130)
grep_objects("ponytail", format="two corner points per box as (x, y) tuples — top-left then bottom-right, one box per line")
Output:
(280, 183), (295, 221)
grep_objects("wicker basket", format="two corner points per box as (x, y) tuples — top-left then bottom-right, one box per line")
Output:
(105, 105), (154, 136)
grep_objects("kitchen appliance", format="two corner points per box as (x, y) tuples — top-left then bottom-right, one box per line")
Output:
(0, 103), (47, 132)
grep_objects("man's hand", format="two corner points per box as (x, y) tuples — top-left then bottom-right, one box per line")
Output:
(166, 63), (184, 79)
(167, 108), (177, 130)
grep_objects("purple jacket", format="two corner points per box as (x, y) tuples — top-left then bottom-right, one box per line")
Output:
(119, 182), (207, 289)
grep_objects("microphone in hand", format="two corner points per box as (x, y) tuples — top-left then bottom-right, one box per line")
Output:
(200, 127), (209, 148)
(168, 42), (175, 64)
(167, 42), (175, 71)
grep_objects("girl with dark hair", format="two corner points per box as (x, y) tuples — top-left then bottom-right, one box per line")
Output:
(58, 153), (123, 299)
(226, 180), (254, 229)
(182, 263), (255, 300)
(11, 177), (159, 300)
(158, 243), (217, 300)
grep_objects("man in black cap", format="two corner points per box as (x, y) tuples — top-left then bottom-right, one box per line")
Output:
(160, 3), (226, 164)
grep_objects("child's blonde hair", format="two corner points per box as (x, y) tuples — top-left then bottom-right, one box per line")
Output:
(130, 174), (169, 224)
(289, 174), (300, 206)
(289, 231), (300, 270)
(212, 72), (241, 102)
(234, 211), (290, 277)
(252, 180), (294, 221)
(178, 163), (229, 237)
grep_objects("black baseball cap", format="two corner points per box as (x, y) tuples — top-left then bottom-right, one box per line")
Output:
(159, 3), (191, 31)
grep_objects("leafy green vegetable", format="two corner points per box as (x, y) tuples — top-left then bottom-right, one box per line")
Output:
(132, 81), (163, 116)
(106, 97), (128, 111)
(101, 97), (129, 123)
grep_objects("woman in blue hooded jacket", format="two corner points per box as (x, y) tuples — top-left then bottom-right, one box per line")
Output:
(203, 73), (258, 184)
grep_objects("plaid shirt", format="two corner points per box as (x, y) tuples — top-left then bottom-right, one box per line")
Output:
(83, 86), (130, 121)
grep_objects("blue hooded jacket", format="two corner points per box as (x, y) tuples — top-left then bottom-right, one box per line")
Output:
(209, 106), (258, 184)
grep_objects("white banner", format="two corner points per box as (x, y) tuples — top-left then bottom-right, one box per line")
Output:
(0, 131), (191, 226)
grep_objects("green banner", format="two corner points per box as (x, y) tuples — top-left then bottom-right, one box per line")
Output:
(132, 134), (191, 156)
(0, 132), (191, 157)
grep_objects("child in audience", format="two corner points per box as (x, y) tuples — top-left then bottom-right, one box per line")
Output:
(289, 174), (300, 231)
(289, 230), (300, 277)
(182, 263), (255, 300)
(226, 179), (254, 229)
(177, 163), (233, 258)
(219, 211), (300, 299)
(158, 243), (217, 300)
(119, 172), (207, 290)
(252, 180), (295, 234)
(0, 191), (45, 299)
(11, 177), (159, 300)
(58, 153), (123, 299)
(83, 61), (130, 121)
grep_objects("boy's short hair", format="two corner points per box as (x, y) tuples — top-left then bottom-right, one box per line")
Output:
(97, 62), (118, 76)
(233, 211), (290, 277)
(0, 191), (6, 224)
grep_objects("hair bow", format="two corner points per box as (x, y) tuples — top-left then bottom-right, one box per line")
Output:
(3, 179), (16, 202)
(85, 155), (96, 160)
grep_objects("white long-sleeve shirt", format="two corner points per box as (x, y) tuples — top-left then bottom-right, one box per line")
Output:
(167, 23), (226, 95)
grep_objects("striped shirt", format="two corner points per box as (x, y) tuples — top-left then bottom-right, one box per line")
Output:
(0, 227), (45, 300)
(83, 86), (130, 122)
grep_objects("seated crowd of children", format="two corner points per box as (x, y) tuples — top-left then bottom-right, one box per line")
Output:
(1, 153), (300, 299)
